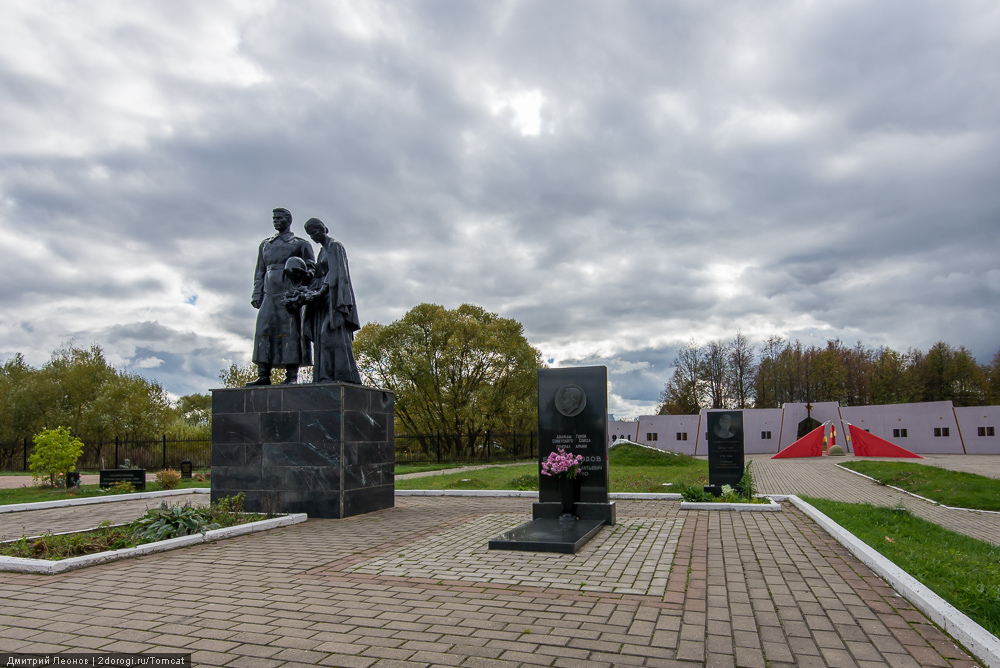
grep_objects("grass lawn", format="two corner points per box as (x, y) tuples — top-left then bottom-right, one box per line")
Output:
(0, 477), (211, 507)
(839, 460), (1000, 511)
(395, 443), (708, 492)
(802, 496), (1000, 638)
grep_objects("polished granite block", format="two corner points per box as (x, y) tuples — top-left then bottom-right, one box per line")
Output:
(488, 518), (606, 554)
(211, 383), (394, 518)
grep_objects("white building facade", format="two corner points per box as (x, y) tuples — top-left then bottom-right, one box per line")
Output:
(617, 401), (1000, 455)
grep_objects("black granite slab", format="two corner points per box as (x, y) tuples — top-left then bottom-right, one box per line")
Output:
(535, 367), (614, 524)
(210, 383), (394, 518)
(488, 518), (606, 554)
(706, 410), (745, 491)
(99, 469), (146, 491)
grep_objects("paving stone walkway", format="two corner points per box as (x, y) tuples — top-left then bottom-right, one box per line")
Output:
(0, 491), (986, 666)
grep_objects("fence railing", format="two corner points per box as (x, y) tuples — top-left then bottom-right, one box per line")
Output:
(1, 431), (539, 472)
(395, 431), (537, 465)
(0, 436), (211, 472)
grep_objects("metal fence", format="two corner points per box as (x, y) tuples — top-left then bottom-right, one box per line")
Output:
(0, 436), (212, 472)
(1, 431), (538, 471)
(395, 431), (537, 465)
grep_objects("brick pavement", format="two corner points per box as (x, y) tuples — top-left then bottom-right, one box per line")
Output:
(0, 494), (984, 667)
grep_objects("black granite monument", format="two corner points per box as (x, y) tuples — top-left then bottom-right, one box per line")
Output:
(489, 366), (615, 553)
(210, 209), (394, 519)
(211, 383), (394, 518)
(705, 410), (745, 496)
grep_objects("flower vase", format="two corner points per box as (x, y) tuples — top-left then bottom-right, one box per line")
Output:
(559, 476), (576, 520)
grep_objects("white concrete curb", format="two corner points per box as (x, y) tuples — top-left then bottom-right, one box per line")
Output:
(680, 497), (781, 511)
(0, 487), (211, 514)
(0, 513), (307, 575)
(789, 495), (1000, 668)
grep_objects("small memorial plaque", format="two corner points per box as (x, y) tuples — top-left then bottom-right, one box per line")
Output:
(65, 471), (81, 488)
(706, 410), (745, 494)
(180, 460), (193, 478)
(99, 469), (146, 491)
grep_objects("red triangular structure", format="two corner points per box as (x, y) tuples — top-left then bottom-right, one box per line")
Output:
(848, 424), (922, 458)
(772, 424), (826, 458)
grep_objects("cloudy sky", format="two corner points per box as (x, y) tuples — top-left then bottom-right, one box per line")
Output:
(1, 0), (999, 416)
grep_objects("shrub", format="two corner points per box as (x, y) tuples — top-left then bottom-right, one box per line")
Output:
(679, 484), (715, 502)
(131, 503), (220, 541)
(107, 481), (136, 494)
(155, 469), (181, 490)
(737, 461), (757, 500)
(29, 427), (84, 488)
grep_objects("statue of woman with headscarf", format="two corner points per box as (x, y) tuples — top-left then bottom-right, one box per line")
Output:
(301, 217), (363, 384)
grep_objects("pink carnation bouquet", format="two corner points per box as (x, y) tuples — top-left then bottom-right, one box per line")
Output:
(540, 448), (584, 479)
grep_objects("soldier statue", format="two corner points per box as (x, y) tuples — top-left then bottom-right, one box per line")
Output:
(248, 208), (314, 385)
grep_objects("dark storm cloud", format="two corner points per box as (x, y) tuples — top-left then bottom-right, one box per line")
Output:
(0, 0), (997, 411)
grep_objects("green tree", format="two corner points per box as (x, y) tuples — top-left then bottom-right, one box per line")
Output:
(0, 344), (173, 467)
(657, 368), (701, 414)
(911, 342), (987, 406)
(728, 331), (756, 409)
(29, 426), (84, 487)
(164, 393), (212, 441)
(353, 303), (542, 459)
(986, 348), (1000, 405)
(0, 354), (43, 442)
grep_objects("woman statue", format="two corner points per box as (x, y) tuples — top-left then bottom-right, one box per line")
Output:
(301, 217), (363, 384)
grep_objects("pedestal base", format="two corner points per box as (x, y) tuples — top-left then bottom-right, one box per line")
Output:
(488, 518), (606, 554)
(532, 501), (616, 524)
(210, 383), (394, 519)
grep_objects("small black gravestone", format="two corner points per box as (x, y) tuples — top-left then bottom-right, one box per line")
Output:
(65, 471), (80, 488)
(180, 460), (193, 478)
(489, 366), (614, 553)
(705, 410), (745, 496)
(99, 468), (146, 491)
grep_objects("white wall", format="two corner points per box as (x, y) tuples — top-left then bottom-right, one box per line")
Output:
(635, 415), (700, 455)
(617, 401), (1000, 456)
(954, 406), (1000, 454)
(607, 420), (638, 448)
(840, 401), (963, 454)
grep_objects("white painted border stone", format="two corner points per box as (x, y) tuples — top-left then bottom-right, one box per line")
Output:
(790, 495), (1000, 668)
(0, 487), (210, 514)
(680, 497), (781, 511)
(0, 513), (307, 575)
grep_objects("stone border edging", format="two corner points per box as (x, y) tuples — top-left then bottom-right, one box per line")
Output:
(789, 494), (1000, 668)
(0, 513), (308, 575)
(0, 488), (211, 514)
(680, 497), (781, 511)
(835, 464), (1000, 515)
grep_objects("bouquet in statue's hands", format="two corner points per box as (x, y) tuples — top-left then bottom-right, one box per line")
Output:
(281, 257), (318, 311)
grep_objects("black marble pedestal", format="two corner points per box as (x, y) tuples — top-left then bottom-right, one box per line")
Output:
(210, 383), (394, 518)
(488, 518), (605, 554)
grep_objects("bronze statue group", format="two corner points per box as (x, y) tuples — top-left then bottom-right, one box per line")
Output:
(248, 207), (362, 386)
